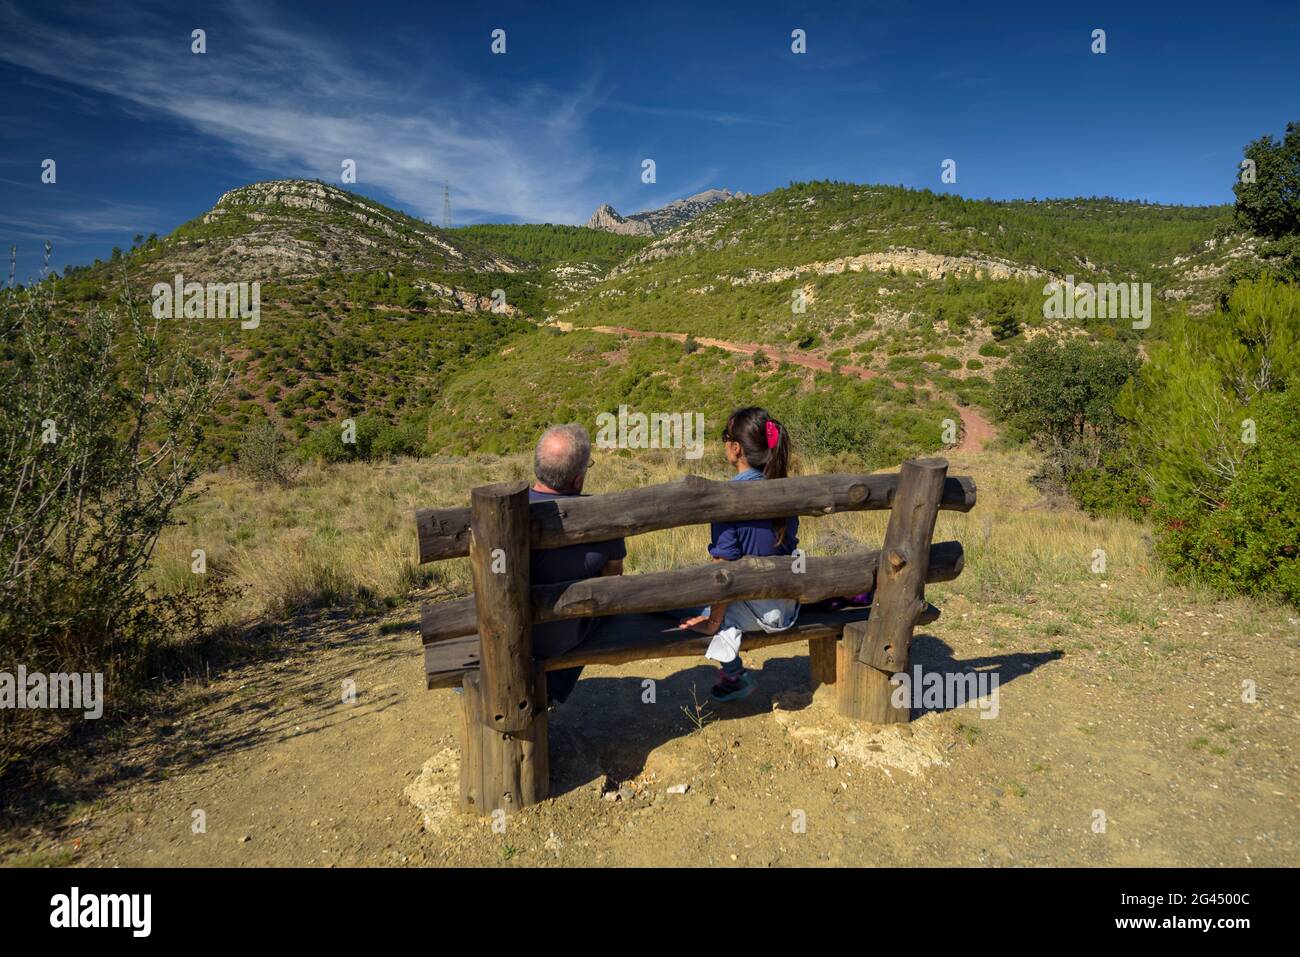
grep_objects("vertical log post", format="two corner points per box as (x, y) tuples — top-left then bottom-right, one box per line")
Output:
(458, 666), (549, 813)
(809, 637), (837, 691)
(839, 457), (949, 724)
(458, 481), (548, 814)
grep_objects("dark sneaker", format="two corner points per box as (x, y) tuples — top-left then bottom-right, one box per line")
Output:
(710, 670), (756, 702)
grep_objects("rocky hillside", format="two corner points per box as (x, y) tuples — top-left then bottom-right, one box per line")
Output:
(558, 184), (1250, 329)
(107, 179), (528, 284)
(585, 188), (748, 236)
(547, 182), (1252, 417)
(48, 180), (560, 463)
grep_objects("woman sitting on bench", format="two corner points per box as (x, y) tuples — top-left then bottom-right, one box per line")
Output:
(678, 406), (799, 702)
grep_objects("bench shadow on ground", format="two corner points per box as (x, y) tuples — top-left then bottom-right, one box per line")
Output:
(545, 631), (1063, 798)
(5, 615), (1065, 837)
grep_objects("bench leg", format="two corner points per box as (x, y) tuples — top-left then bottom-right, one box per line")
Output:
(458, 664), (549, 814)
(836, 634), (909, 724)
(809, 636), (837, 690)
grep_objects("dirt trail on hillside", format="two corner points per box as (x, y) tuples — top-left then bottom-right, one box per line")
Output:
(555, 323), (993, 453)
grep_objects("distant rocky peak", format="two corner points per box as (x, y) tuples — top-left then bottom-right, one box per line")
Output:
(585, 187), (746, 236)
(585, 203), (653, 236)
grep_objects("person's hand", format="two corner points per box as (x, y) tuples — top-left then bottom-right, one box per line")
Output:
(679, 615), (720, 636)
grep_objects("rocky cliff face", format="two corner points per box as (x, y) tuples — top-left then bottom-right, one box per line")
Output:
(585, 203), (653, 236)
(585, 188), (747, 237)
(728, 247), (1050, 285)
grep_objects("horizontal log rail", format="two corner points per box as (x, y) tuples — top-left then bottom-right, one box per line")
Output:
(424, 605), (942, 689)
(420, 541), (963, 645)
(415, 472), (976, 563)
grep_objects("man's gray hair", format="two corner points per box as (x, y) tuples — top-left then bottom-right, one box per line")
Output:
(534, 423), (591, 492)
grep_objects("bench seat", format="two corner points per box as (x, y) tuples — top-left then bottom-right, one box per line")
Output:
(423, 603), (939, 689)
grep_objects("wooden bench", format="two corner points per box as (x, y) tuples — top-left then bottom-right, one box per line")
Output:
(415, 458), (975, 814)
(423, 603), (943, 690)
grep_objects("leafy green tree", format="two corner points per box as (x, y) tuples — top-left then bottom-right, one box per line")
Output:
(1234, 121), (1300, 240)
(991, 336), (1138, 448)
(987, 285), (1022, 341)
(1234, 121), (1300, 283)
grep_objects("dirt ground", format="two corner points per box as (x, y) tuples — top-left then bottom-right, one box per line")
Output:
(7, 572), (1297, 868)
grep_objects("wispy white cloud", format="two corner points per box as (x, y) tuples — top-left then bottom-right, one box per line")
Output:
(0, 0), (604, 223)
(0, 201), (164, 241)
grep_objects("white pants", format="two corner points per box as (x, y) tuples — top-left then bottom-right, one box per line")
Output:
(698, 599), (800, 664)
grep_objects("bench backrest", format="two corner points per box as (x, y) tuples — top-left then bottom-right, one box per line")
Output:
(415, 458), (975, 733)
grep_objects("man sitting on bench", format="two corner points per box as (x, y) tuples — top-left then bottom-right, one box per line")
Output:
(528, 424), (626, 706)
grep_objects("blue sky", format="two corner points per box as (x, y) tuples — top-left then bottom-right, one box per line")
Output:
(2, 0), (1298, 277)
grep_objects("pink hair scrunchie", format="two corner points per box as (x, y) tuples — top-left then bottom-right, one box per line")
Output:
(765, 420), (779, 449)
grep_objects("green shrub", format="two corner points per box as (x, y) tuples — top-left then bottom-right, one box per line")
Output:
(299, 417), (374, 463)
(1116, 277), (1300, 603)
(0, 282), (226, 726)
(1117, 278), (1297, 511)
(784, 391), (876, 458)
(1154, 388), (1299, 604)
(978, 342), (1008, 358)
(966, 358), (984, 370)
(297, 415), (423, 463)
(238, 420), (300, 485)
(370, 421), (425, 460)
(790, 328), (818, 349)
(886, 355), (921, 372)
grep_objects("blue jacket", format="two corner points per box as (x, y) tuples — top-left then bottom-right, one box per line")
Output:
(708, 468), (799, 560)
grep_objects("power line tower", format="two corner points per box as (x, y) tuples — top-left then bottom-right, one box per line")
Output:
(442, 181), (452, 229)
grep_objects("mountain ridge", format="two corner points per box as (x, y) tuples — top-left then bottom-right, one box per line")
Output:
(91, 179), (528, 285)
(585, 187), (749, 236)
